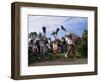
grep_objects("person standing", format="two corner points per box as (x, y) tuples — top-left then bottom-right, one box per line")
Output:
(52, 41), (58, 54)
(65, 35), (75, 58)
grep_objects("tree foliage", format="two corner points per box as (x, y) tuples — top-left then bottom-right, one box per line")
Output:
(75, 29), (88, 57)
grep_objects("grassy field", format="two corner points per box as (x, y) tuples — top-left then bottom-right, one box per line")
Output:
(28, 53), (87, 66)
(29, 58), (87, 66)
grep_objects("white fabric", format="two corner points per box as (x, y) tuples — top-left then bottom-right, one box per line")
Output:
(65, 37), (74, 45)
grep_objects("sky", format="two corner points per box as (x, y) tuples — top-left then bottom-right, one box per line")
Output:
(28, 15), (88, 38)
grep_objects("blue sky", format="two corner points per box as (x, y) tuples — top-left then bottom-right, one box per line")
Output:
(28, 15), (88, 38)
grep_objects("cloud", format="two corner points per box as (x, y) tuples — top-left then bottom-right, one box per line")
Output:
(29, 15), (87, 37)
(62, 17), (88, 30)
(29, 15), (70, 33)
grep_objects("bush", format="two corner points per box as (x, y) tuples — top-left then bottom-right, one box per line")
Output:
(75, 29), (88, 58)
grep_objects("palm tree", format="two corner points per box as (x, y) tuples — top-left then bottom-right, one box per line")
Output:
(51, 31), (56, 39)
(51, 28), (60, 39)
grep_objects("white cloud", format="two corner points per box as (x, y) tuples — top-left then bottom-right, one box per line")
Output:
(28, 15), (87, 37)
(28, 15), (70, 33)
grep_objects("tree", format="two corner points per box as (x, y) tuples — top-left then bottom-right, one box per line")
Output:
(82, 30), (87, 43)
(75, 29), (88, 57)
(51, 31), (56, 39)
(81, 29), (88, 57)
